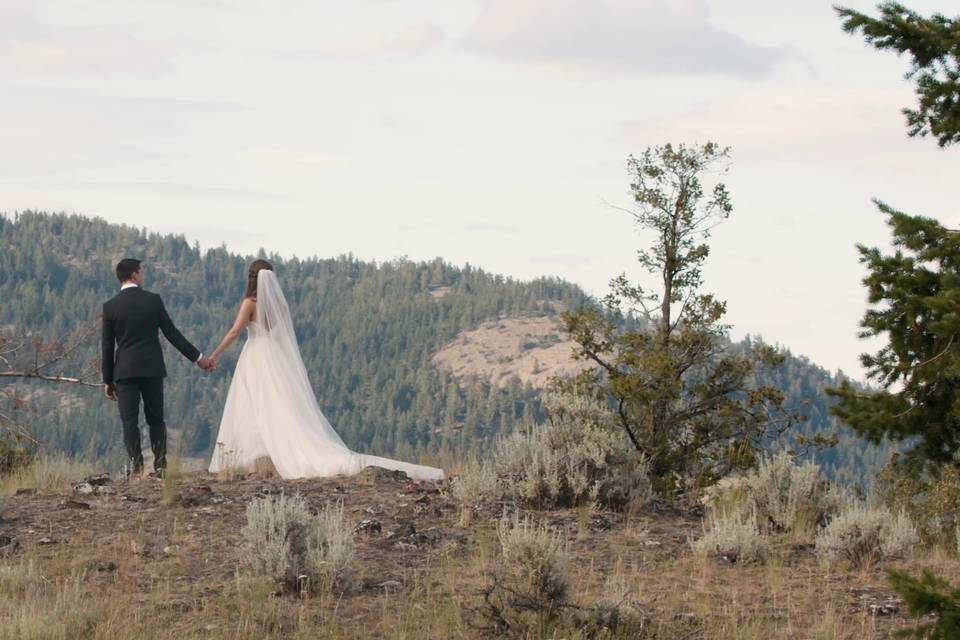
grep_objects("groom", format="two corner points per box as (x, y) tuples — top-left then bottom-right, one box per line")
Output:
(102, 258), (214, 479)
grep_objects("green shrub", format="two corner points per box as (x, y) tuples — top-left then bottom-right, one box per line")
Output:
(878, 455), (960, 546)
(239, 494), (354, 594)
(701, 452), (840, 539)
(496, 514), (570, 609)
(476, 515), (571, 634)
(461, 392), (652, 510)
(815, 502), (918, 568)
(478, 516), (650, 637)
(450, 457), (497, 507)
(700, 475), (752, 517)
(744, 452), (840, 536)
(691, 508), (767, 564)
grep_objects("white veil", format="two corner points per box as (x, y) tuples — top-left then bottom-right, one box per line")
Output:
(254, 269), (348, 450)
(210, 268), (444, 481)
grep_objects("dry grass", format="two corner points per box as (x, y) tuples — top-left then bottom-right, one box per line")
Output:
(252, 456), (277, 479)
(161, 456), (182, 507)
(214, 445), (246, 482)
(0, 466), (958, 638)
(0, 454), (99, 495)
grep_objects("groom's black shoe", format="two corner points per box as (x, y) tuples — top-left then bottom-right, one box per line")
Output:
(151, 451), (167, 480)
(126, 457), (144, 481)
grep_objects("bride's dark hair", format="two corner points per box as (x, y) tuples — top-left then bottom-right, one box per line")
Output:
(245, 259), (273, 299)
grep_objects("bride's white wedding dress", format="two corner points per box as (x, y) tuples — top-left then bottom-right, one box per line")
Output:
(208, 270), (444, 481)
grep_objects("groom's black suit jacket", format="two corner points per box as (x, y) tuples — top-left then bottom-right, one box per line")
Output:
(101, 287), (200, 384)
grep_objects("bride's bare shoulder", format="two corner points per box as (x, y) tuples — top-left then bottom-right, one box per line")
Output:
(242, 296), (257, 319)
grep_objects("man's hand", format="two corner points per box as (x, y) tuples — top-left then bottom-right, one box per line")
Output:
(104, 383), (117, 401)
(197, 355), (216, 372)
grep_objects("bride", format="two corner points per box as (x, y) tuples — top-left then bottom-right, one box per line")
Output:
(207, 260), (444, 481)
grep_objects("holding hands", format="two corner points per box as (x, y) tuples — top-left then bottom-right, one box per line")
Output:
(197, 354), (217, 372)
(106, 357), (214, 401)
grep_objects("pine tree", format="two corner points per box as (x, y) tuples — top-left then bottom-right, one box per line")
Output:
(828, 203), (960, 470)
(887, 568), (960, 639)
(828, 3), (960, 474)
(836, 2), (960, 147)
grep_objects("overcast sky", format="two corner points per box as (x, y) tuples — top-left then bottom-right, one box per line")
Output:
(2, 0), (958, 380)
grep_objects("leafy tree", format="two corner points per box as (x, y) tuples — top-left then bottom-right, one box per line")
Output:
(560, 143), (797, 493)
(836, 2), (960, 147)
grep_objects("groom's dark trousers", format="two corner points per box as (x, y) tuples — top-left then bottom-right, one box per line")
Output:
(102, 287), (200, 472)
(115, 377), (166, 472)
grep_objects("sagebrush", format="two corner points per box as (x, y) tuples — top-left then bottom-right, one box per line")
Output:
(239, 493), (354, 593)
(877, 455), (960, 545)
(816, 502), (918, 568)
(691, 508), (767, 564)
(457, 392), (652, 510)
(744, 452), (840, 537)
(450, 456), (497, 508)
(475, 514), (571, 634)
(497, 514), (570, 608)
(701, 452), (843, 542)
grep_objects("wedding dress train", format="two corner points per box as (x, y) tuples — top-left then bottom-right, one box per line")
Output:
(208, 270), (444, 482)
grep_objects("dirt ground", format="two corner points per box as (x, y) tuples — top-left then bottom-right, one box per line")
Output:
(0, 467), (954, 639)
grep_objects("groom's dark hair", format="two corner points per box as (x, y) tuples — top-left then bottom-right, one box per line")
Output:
(116, 258), (142, 283)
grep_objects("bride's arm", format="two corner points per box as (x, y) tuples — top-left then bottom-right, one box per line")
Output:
(211, 299), (256, 361)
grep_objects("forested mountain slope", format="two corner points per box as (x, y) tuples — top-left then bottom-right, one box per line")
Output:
(0, 211), (890, 483)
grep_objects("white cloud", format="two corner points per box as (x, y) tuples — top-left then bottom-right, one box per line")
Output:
(52, 180), (289, 202)
(0, 2), (191, 75)
(282, 21), (444, 59)
(614, 87), (928, 168)
(530, 254), (594, 267)
(0, 86), (244, 176)
(246, 150), (346, 169)
(464, 0), (799, 78)
(464, 221), (521, 234)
